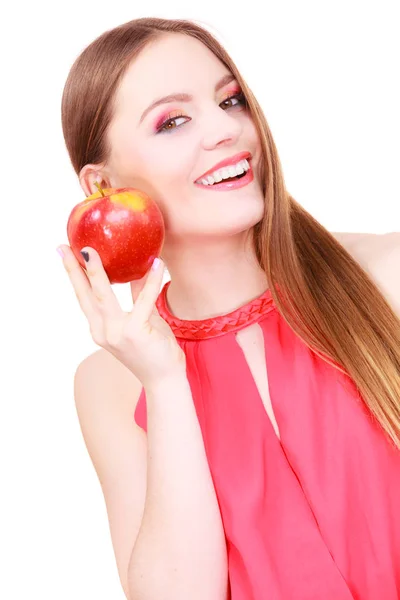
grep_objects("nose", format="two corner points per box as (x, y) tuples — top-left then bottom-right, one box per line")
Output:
(200, 104), (243, 150)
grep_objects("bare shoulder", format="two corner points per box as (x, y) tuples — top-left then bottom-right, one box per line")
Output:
(74, 348), (143, 419)
(332, 231), (399, 268)
(331, 231), (383, 267)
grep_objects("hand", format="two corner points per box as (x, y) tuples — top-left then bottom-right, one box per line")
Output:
(59, 245), (186, 389)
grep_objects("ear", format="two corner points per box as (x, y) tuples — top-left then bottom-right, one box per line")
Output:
(79, 165), (110, 197)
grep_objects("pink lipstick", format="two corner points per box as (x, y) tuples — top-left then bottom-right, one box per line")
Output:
(194, 160), (254, 192)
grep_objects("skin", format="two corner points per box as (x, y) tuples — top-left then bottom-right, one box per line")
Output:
(77, 34), (400, 324)
(79, 33), (269, 321)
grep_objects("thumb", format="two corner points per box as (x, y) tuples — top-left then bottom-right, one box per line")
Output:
(134, 257), (166, 323)
(130, 271), (151, 304)
(130, 257), (165, 315)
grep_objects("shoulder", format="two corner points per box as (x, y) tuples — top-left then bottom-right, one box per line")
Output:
(332, 231), (400, 318)
(362, 232), (400, 318)
(331, 231), (382, 262)
(74, 348), (143, 418)
(331, 231), (399, 265)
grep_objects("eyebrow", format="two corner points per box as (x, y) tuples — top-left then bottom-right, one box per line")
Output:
(139, 73), (236, 125)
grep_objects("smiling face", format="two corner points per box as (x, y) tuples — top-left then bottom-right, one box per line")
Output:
(104, 33), (265, 249)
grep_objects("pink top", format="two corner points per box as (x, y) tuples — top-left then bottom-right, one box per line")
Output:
(134, 280), (400, 599)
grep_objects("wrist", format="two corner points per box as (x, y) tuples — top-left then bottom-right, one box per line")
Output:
(144, 368), (188, 395)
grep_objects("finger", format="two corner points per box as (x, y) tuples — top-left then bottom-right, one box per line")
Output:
(60, 244), (100, 322)
(130, 270), (152, 304)
(79, 246), (122, 320)
(132, 257), (165, 323)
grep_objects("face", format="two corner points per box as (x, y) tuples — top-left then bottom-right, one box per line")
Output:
(104, 33), (264, 250)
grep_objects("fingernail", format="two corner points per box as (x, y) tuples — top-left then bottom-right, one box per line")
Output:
(56, 246), (64, 259)
(80, 249), (90, 262)
(152, 257), (161, 271)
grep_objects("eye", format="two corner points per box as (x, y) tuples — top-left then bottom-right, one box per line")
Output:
(156, 113), (188, 134)
(220, 92), (247, 110)
(156, 92), (247, 134)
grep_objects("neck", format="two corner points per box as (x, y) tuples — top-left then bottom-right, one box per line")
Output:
(162, 232), (269, 321)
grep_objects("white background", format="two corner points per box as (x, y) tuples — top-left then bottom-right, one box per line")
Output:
(1, 0), (399, 598)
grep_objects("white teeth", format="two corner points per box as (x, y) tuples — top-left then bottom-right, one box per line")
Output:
(197, 159), (250, 186)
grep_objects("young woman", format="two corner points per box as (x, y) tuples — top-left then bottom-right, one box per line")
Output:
(59, 17), (400, 600)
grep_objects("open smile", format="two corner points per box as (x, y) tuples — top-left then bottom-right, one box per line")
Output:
(194, 160), (254, 192)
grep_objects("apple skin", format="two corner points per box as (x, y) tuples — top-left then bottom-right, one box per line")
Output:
(67, 186), (165, 284)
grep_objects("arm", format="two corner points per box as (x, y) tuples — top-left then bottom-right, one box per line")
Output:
(73, 349), (148, 600)
(128, 373), (229, 600)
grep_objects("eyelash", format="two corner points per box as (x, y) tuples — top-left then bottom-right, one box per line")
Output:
(156, 92), (247, 134)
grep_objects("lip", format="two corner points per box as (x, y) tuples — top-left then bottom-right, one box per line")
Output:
(194, 161), (254, 191)
(195, 151), (252, 182)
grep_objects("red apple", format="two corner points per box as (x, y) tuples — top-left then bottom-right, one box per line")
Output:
(67, 183), (165, 283)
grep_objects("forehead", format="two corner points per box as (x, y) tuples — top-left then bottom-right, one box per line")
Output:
(113, 34), (229, 118)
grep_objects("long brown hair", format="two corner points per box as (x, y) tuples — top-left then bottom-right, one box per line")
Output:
(61, 17), (400, 448)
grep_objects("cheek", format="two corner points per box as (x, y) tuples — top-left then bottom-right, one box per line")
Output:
(150, 141), (194, 182)
(118, 134), (195, 193)
(113, 141), (145, 181)
(249, 120), (262, 146)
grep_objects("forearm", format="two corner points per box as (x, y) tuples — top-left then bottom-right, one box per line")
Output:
(127, 372), (228, 600)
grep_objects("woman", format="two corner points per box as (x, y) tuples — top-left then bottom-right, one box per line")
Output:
(59, 17), (400, 600)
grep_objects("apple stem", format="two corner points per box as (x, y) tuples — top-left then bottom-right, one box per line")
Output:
(94, 181), (105, 197)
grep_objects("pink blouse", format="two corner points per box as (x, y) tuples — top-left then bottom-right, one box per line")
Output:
(134, 280), (400, 599)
